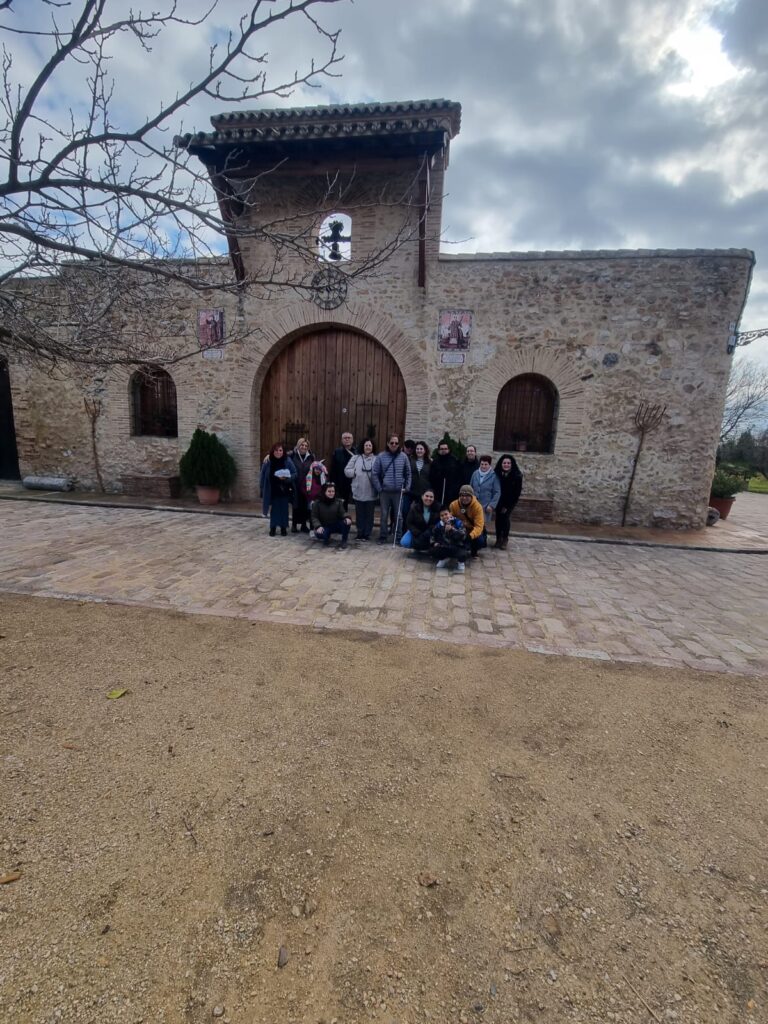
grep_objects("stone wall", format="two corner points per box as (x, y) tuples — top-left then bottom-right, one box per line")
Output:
(5, 184), (753, 528)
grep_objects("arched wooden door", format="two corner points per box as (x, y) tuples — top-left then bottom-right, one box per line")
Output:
(260, 328), (407, 464)
(0, 359), (21, 480)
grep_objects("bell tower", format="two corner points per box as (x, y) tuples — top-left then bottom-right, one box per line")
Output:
(178, 99), (462, 291)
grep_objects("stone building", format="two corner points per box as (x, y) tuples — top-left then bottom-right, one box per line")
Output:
(0, 99), (755, 527)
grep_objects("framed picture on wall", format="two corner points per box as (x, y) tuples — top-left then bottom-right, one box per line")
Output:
(198, 309), (225, 357)
(437, 309), (473, 351)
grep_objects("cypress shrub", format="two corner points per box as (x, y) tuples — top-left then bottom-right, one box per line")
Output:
(179, 428), (237, 490)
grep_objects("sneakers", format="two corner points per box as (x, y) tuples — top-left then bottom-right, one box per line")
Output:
(436, 559), (449, 569)
(454, 561), (465, 574)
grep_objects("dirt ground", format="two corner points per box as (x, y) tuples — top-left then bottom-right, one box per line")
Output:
(1, 595), (766, 1024)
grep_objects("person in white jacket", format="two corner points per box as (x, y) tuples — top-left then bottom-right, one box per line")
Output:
(344, 438), (377, 540)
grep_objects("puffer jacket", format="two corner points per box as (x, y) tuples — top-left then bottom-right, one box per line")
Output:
(448, 495), (485, 539)
(372, 450), (412, 493)
(310, 497), (347, 530)
(470, 468), (501, 510)
(344, 453), (377, 501)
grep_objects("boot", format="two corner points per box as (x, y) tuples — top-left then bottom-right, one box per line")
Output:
(280, 527), (287, 537)
(497, 538), (508, 550)
(292, 523), (299, 533)
(269, 528), (276, 537)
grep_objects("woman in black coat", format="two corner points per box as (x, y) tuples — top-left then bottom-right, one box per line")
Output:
(403, 488), (438, 551)
(290, 437), (314, 533)
(494, 454), (523, 550)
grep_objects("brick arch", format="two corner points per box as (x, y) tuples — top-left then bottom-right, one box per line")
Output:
(230, 302), (427, 499)
(469, 344), (587, 457)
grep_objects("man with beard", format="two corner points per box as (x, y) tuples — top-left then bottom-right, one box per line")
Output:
(429, 438), (461, 505)
(459, 443), (480, 486)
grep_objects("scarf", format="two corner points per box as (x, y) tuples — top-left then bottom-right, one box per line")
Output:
(307, 461), (327, 493)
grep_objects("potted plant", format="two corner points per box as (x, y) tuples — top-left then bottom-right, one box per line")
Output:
(709, 467), (746, 521)
(179, 428), (237, 505)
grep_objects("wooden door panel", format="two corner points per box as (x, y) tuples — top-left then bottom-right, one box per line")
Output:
(260, 328), (406, 465)
(0, 360), (21, 480)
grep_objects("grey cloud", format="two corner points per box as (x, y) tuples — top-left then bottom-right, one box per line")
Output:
(713, 0), (768, 67)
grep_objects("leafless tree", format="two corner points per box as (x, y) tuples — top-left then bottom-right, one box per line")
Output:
(720, 357), (768, 442)
(0, 1), (422, 367)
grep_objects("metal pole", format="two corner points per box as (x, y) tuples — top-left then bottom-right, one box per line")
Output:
(392, 488), (404, 548)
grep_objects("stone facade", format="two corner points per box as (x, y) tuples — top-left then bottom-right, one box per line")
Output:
(4, 101), (754, 528)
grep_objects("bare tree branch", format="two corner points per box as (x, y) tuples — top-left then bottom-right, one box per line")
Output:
(720, 358), (768, 442)
(0, 1), (429, 367)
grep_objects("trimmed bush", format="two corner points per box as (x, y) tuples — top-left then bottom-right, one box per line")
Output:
(179, 428), (237, 491)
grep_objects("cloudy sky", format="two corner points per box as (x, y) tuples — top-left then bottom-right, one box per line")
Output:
(9, 0), (768, 363)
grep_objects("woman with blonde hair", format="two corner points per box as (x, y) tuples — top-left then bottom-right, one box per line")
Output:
(290, 437), (314, 533)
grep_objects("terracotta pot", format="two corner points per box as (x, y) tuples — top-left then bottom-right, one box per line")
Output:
(195, 485), (221, 506)
(709, 496), (735, 520)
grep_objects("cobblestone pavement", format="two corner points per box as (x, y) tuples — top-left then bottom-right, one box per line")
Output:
(1, 501), (766, 676)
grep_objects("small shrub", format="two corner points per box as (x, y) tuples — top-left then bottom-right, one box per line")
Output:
(179, 428), (237, 490)
(710, 467), (746, 500)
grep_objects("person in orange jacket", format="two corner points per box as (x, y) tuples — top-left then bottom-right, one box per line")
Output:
(449, 484), (486, 557)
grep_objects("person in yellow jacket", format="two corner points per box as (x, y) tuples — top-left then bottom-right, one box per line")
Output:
(449, 484), (487, 557)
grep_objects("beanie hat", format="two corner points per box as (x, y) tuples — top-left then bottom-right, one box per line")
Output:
(459, 484), (474, 497)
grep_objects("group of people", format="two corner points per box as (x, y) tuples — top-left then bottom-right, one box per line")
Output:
(260, 433), (523, 570)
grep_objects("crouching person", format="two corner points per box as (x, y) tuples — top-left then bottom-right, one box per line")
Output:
(400, 488), (438, 553)
(430, 506), (469, 573)
(450, 484), (486, 557)
(310, 482), (352, 549)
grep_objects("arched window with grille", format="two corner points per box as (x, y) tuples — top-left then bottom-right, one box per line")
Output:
(317, 212), (351, 262)
(493, 373), (557, 453)
(130, 365), (178, 438)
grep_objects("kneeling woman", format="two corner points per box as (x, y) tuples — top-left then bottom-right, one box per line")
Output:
(401, 488), (437, 551)
(310, 482), (352, 548)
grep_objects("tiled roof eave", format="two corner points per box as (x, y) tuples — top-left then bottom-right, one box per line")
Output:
(209, 98), (460, 130)
(177, 119), (456, 151)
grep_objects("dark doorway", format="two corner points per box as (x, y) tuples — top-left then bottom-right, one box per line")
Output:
(260, 328), (407, 464)
(0, 359), (21, 479)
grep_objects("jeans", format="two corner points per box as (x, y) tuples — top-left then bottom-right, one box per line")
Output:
(315, 520), (350, 545)
(378, 490), (404, 540)
(470, 529), (488, 556)
(270, 496), (290, 530)
(431, 542), (468, 563)
(355, 500), (375, 539)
